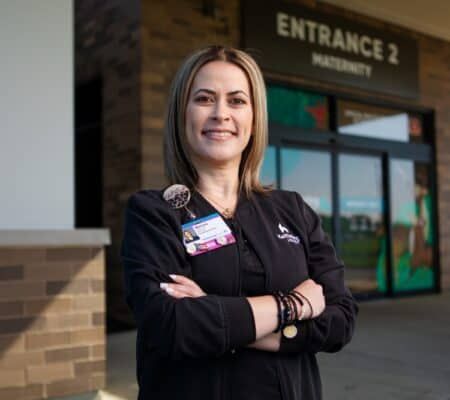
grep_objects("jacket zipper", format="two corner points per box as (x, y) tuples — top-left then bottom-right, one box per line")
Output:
(236, 232), (242, 297)
(224, 217), (242, 400)
(230, 218), (242, 296)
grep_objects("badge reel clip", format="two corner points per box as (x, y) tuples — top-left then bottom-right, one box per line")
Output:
(163, 184), (197, 220)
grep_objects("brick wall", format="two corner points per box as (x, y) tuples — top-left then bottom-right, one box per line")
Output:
(0, 247), (106, 400)
(419, 35), (450, 289)
(75, 0), (141, 327)
(140, 0), (241, 188)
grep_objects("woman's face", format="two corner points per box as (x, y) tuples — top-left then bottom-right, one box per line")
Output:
(185, 60), (254, 169)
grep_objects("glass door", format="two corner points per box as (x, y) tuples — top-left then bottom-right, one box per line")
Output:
(338, 153), (386, 294)
(389, 160), (435, 292)
(261, 147), (387, 294)
(260, 143), (437, 296)
(280, 147), (333, 237)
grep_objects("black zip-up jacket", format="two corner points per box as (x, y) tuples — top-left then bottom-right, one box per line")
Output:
(121, 188), (358, 400)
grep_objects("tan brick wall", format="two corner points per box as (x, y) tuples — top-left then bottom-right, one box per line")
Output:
(0, 247), (106, 400)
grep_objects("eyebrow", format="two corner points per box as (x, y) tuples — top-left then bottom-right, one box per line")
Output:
(192, 88), (250, 98)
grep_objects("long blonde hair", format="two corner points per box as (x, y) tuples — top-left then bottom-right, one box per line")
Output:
(163, 45), (270, 197)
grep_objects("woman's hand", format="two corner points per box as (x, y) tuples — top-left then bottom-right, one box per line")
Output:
(294, 279), (325, 318)
(160, 274), (206, 299)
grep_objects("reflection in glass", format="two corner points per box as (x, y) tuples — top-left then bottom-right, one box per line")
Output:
(280, 148), (332, 236)
(260, 146), (277, 187)
(338, 100), (424, 143)
(388, 160), (434, 291)
(339, 154), (385, 293)
(267, 85), (328, 130)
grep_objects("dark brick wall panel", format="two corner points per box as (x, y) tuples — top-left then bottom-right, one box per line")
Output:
(75, 0), (141, 326)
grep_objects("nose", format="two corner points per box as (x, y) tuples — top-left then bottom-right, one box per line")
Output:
(211, 99), (230, 121)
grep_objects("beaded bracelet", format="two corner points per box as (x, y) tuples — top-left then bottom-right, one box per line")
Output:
(286, 293), (298, 322)
(293, 290), (314, 319)
(273, 291), (283, 333)
(273, 287), (319, 333)
(273, 290), (303, 333)
(288, 291), (305, 320)
(285, 294), (296, 322)
(274, 291), (289, 331)
(281, 293), (291, 325)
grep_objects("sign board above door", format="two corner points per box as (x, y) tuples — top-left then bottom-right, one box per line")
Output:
(242, 0), (419, 99)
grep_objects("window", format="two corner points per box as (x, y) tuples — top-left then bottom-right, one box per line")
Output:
(339, 154), (385, 293)
(389, 160), (434, 291)
(267, 85), (328, 130)
(280, 147), (332, 236)
(337, 100), (424, 143)
(263, 83), (436, 297)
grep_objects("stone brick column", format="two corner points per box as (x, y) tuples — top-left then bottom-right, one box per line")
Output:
(0, 230), (110, 400)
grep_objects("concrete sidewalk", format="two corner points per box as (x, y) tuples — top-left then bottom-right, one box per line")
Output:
(319, 292), (450, 400)
(60, 292), (450, 400)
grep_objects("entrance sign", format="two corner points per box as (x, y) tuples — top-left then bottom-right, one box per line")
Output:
(242, 0), (419, 98)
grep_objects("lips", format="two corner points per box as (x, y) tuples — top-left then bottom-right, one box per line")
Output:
(201, 129), (236, 140)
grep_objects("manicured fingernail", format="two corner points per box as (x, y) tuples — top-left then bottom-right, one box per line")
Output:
(166, 287), (174, 294)
(169, 274), (177, 279)
(160, 283), (168, 289)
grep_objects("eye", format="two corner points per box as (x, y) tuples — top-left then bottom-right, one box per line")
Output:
(194, 95), (214, 103)
(229, 97), (247, 105)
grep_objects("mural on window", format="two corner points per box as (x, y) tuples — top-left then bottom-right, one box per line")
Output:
(376, 161), (435, 292)
(267, 85), (328, 130)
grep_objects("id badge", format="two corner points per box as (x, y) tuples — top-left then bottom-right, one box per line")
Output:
(182, 213), (236, 256)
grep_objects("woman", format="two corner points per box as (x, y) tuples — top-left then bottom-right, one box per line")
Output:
(121, 45), (358, 400)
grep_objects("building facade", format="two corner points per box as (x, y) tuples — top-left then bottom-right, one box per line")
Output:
(75, 0), (450, 327)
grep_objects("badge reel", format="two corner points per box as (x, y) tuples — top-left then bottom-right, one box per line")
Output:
(163, 185), (236, 256)
(162, 184), (197, 219)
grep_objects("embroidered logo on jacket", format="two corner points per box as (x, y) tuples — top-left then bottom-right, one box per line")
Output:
(277, 223), (300, 244)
